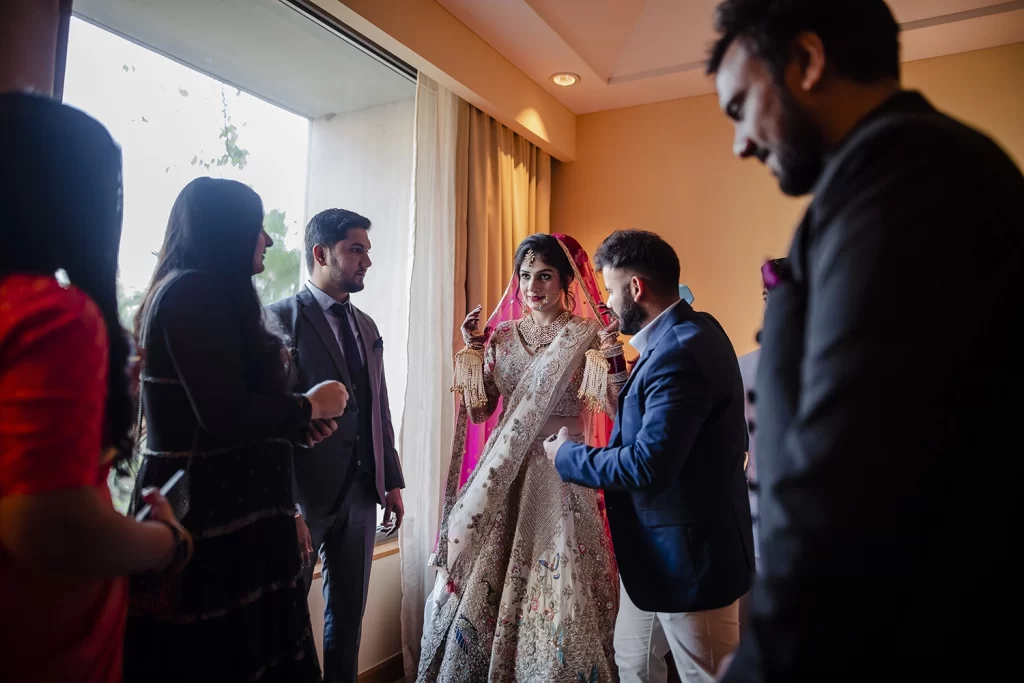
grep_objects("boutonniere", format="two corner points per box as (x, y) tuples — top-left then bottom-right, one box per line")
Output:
(760, 257), (791, 291)
(373, 337), (384, 350)
(758, 258), (791, 345)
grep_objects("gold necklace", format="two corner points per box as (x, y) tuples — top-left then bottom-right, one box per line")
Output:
(518, 310), (572, 349)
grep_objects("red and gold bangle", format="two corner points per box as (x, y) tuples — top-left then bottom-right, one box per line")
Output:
(607, 353), (627, 375)
(602, 343), (626, 371)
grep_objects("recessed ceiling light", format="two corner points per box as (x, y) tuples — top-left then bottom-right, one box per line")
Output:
(550, 72), (580, 87)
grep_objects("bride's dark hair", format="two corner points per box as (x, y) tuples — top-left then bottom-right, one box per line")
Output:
(513, 234), (576, 310)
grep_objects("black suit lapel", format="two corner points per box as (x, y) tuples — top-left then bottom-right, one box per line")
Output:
(297, 288), (353, 388)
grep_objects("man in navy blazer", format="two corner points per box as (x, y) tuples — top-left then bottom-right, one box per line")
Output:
(545, 230), (753, 683)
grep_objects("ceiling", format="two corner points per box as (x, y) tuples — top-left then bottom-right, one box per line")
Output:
(73, 0), (415, 119)
(437, 0), (1024, 114)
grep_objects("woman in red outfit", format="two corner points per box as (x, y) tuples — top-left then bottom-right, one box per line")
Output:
(0, 93), (192, 683)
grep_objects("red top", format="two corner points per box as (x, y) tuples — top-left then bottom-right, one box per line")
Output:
(0, 274), (128, 683)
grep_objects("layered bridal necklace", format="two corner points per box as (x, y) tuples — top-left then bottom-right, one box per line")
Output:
(518, 309), (572, 352)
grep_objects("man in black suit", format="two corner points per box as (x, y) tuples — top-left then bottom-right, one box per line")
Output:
(267, 209), (405, 683)
(707, 1), (1023, 681)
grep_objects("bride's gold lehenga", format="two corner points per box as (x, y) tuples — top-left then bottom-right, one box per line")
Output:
(418, 315), (625, 683)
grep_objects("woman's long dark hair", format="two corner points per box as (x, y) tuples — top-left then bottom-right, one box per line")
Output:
(135, 177), (289, 391)
(0, 93), (134, 464)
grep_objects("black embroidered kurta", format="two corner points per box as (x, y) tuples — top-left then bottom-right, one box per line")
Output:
(124, 271), (321, 683)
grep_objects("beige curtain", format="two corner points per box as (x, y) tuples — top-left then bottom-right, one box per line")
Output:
(453, 104), (552, 331)
(402, 95), (551, 679)
(400, 74), (461, 681)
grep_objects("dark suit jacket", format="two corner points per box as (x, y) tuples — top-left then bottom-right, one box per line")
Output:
(723, 91), (1023, 682)
(556, 301), (754, 613)
(266, 287), (404, 521)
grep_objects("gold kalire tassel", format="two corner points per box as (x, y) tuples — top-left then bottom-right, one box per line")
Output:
(578, 349), (610, 413)
(452, 346), (487, 409)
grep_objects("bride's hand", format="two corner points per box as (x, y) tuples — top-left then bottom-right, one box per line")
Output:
(461, 305), (488, 347)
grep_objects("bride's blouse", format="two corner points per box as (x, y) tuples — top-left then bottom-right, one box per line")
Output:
(468, 315), (625, 424)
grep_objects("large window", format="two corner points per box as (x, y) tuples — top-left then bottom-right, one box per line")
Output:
(64, 1), (417, 536)
(64, 16), (310, 327)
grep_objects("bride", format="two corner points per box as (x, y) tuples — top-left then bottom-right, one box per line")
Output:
(418, 233), (629, 682)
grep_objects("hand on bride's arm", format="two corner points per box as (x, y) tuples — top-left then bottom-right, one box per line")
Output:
(543, 427), (571, 466)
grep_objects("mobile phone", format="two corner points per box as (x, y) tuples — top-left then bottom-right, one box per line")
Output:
(134, 469), (185, 522)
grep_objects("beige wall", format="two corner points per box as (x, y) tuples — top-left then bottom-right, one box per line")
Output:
(552, 43), (1024, 356)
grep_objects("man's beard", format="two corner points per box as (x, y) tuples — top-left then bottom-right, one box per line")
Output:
(617, 290), (647, 336)
(329, 264), (365, 293)
(773, 89), (826, 197)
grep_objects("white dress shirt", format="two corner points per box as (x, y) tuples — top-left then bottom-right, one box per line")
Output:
(628, 299), (683, 356)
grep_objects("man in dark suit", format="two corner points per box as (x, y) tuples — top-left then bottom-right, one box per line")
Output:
(267, 209), (405, 683)
(707, 1), (1023, 681)
(545, 230), (754, 683)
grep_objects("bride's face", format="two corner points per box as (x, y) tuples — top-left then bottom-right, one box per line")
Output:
(519, 256), (564, 313)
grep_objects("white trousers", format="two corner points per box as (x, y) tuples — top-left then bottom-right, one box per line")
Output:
(614, 580), (740, 683)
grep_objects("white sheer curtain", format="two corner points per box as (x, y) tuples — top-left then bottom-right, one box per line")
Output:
(399, 73), (459, 681)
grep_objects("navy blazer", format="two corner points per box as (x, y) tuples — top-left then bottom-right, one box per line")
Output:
(555, 301), (754, 613)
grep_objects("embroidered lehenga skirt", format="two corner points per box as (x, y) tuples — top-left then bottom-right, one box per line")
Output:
(418, 437), (619, 683)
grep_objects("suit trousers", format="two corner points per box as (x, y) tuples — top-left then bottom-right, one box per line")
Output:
(302, 475), (378, 683)
(615, 580), (741, 683)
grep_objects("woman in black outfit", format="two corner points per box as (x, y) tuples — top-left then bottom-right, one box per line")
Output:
(124, 177), (347, 682)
